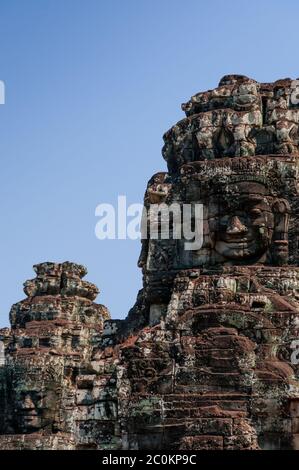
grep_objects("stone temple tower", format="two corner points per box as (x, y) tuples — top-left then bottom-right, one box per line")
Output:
(1, 75), (299, 450)
(0, 262), (109, 449)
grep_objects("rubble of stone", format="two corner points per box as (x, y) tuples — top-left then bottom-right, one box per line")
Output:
(1, 75), (299, 449)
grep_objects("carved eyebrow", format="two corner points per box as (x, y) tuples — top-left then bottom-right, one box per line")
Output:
(238, 198), (271, 209)
(238, 194), (265, 202)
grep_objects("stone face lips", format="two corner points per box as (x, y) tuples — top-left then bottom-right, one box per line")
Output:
(1, 75), (299, 449)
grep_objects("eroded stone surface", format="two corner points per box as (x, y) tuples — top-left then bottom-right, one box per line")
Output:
(0, 262), (109, 449)
(163, 75), (299, 172)
(1, 75), (299, 449)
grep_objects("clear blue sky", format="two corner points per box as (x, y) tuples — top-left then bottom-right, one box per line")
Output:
(0, 0), (299, 327)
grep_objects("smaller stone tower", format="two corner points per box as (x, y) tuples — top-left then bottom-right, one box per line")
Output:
(0, 262), (109, 449)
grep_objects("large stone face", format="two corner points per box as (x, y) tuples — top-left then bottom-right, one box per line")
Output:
(1, 75), (299, 449)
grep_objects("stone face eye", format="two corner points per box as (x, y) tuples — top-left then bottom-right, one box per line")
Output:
(1, 75), (296, 451)
(250, 208), (262, 216)
(219, 217), (229, 228)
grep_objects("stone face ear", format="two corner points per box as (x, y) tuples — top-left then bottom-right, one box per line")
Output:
(271, 199), (290, 266)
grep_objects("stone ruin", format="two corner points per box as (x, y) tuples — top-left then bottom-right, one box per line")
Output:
(1, 74), (299, 449)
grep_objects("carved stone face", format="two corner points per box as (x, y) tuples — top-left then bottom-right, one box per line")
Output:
(209, 182), (274, 262)
(11, 360), (63, 434)
(15, 387), (58, 433)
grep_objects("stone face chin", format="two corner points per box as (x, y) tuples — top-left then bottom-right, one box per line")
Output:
(1, 75), (299, 450)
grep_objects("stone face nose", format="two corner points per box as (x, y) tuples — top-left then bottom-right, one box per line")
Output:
(21, 395), (35, 410)
(226, 216), (247, 235)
